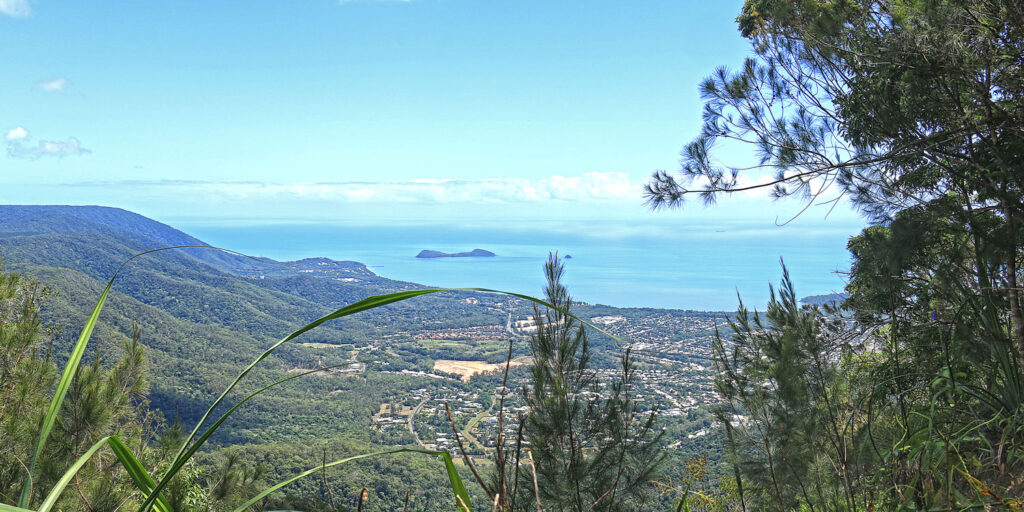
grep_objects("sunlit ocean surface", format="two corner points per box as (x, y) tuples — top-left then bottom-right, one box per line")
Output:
(179, 220), (857, 311)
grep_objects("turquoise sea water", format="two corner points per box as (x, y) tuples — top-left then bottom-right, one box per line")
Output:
(179, 220), (858, 311)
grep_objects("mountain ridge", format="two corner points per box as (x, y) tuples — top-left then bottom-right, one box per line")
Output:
(0, 205), (370, 274)
(0, 204), (723, 509)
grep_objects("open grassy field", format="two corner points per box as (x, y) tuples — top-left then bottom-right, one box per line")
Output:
(298, 342), (346, 348)
(432, 359), (526, 382)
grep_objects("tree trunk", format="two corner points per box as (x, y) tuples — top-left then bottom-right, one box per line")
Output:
(1005, 204), (1024, 369)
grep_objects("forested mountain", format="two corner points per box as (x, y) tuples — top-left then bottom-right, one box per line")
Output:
(0, 205), (720, 510)
(0, 206), (499, 426)
(0, 205), (264, 271)
(0, 206), (511, 508)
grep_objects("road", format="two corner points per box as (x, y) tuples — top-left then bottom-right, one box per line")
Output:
(408, 397), (429, 447)
(460, 395), (497, 453)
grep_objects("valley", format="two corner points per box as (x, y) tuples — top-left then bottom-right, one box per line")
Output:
(0, 205), (730, 508)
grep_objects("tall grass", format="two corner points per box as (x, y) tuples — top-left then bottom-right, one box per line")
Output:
(2, 247), (620, 512)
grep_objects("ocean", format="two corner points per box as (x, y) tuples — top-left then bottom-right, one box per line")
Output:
(178, 220), (858, 311)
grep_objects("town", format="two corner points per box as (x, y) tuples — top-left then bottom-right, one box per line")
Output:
(364, 306), (729, 457)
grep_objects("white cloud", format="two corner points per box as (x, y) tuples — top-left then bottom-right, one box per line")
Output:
(35, 77), (71, 92)
(0, 0), (30, 17)
(74, 172), (644, 204)
(7, 135), (91, 159)
(6, 126), (91, 159)
(5, 126), (28, 142)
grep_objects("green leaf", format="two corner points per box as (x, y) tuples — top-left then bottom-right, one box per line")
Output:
(148, 287), (619, 512)
(18, 245), (247, 509)
(0, 503), (35, 512)
(18, 282), (112, 508)
(33, 435), (184, 512)
(106, 436), (173, 512)
(36, 436), (111, 512)
(141, 365), (352, 511)
(435, 451), (474, 511)
(232, 449), (473, 512)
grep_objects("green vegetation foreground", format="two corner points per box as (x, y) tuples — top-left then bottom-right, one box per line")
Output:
(0, 256), (481, 511)
(648, 0), (1024, 508)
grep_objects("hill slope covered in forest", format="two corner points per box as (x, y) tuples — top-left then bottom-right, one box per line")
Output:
(0, 205), (726, 509)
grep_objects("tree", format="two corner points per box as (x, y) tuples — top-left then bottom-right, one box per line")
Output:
(644, 0), (1024, 366)
(472, 254), (663, 511)
(0, 261), (156, 510)
(713, 267), (869, 511)
(0, 261), (259, 511)
(647, 1), (1024, 507)
(0, 262), (56, 503)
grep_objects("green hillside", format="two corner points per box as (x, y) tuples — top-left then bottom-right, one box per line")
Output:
(0, 207), (502, 508)
(0, 206), (500, 431)
(1, 206), (717, 509)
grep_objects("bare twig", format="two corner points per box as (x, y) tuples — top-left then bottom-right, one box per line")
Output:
(356, 487), (368, 512)
(528, 450), (543, 512)
(496, 338), (515, 508)
(445, 401), (494, 500)
(510, 418), (526, 512)
(73, 473), (94, 511)
(321, 449), (338, 512)
(585, 450), (625, 512)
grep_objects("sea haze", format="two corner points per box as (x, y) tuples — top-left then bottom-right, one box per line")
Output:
(179, 220), (856, 311)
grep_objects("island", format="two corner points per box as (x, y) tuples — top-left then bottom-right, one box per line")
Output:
(416, 248), (496, 259)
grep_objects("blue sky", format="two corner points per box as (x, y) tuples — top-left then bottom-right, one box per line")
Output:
(0, 0), (862, 229)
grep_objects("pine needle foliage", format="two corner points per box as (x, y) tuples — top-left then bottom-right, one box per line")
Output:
(647, 0), (1024, 508)
(714, 266), (867, 511)
(0, 261), (157, 511)
(495, 254), (664, 512)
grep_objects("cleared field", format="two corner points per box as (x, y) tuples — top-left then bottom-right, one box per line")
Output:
(298, 342), (344, 348)
(418, 339), (507, 350)
(433, 359), (526, 382)
(373, 403), (418, 420)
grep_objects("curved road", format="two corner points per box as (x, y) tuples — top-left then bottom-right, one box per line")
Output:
(408, 398), (429, 447)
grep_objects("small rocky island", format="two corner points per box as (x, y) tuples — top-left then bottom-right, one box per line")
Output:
(416, 248), (496, 259)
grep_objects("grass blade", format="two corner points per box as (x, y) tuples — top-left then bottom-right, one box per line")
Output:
(164, 289), (447, 476)
(36, 436), (111, 512)
(106, 437), (173, 512)
(232, 449), (472, 512)
(143, 365), (350, 510)
(0, 504), (34, 512)
(18, 283), (112, 508)
(18, 245), (246, 508)
(436, 451), (474, 511)
(148, 287), (622, 512)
